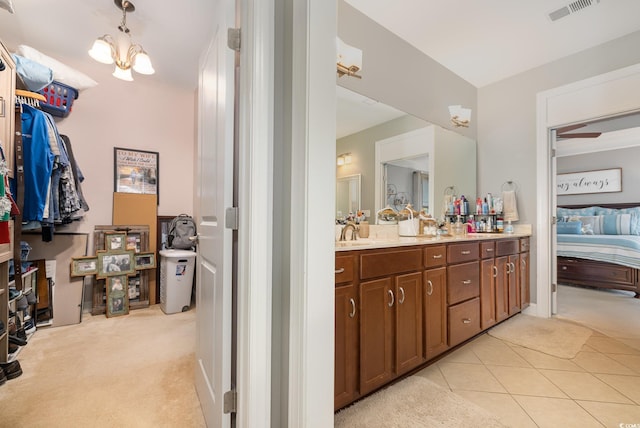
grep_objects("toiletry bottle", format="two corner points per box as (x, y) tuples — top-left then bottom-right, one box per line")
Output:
(482, 198), (489, 215)
(505, 220), (514, 234)
(476, 198), (482, 215)
(497, 217), (504, 232)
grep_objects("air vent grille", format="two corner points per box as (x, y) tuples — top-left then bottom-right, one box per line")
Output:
(548, 0), (600, 22)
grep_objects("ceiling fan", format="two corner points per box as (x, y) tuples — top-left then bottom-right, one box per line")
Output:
(556, 124), (602, 139)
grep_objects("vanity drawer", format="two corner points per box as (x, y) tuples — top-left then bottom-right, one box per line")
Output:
(480, 241), (495, 259)
(360, 248), (423, 280)
(496, 239), (519, 257)
(447, 242), (479, 264)
(448, 297), (481, 347)
(424, 245), (447, 268)
(335, 255), (355, 285)
(520, 237), (530, 253)
(447, 261), (480, 305)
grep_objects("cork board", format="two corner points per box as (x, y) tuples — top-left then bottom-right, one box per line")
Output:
(112, 192), (158, 304)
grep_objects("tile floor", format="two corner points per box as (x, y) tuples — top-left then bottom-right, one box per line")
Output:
(415, 285), (640, 428)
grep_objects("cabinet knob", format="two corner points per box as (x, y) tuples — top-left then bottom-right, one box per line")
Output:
(432, 254), (443, 259)
(398, 287), (406, 304)
(335, 267), (345, 274)
(461, 250), (471, 255)
(492, 265), (498, 278)
(387, 289), (395, 307)
(462, 318), (472, 324)
(349, 298), (356, 318)
(486, 248), (493, 252)
(462, 279), (472, 285)
(427, 280), (433, 296)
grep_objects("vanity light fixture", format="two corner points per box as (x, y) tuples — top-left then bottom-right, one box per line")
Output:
(88, 0), (155, 81)
(337, 152), (352, 166)
(336, 37), (363, 79)
(448, 105), (472, 128)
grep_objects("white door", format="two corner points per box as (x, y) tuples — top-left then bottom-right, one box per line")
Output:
(195, 0), (236, 426)
(550, 129), (559, 315)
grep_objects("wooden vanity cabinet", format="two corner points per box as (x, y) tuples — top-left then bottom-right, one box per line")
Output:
(446, 242), (481, 347)
(480, 241), (497, 329)
(520, 238), (530, 309)
(358, 248), (423, 395)
(335, 234), (531, 410)
(423, 245), (448, 360)
(334, 253), (359, 410)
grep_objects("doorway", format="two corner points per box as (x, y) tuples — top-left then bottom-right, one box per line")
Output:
(536, 62), (640, 319)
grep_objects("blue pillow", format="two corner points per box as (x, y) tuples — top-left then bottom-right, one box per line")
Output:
(600, 214), (632, 235)
(557, 221), (583, 234)
(595, 207), (640, 235)
(557, 207), (596, 219)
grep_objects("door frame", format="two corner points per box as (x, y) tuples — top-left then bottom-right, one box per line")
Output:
(535, 62), (640, 318)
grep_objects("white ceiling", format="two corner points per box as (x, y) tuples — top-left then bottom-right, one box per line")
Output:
(345, 0), (640, 87)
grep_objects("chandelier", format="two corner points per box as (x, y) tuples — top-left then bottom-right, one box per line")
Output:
(88, 0), (155, 81)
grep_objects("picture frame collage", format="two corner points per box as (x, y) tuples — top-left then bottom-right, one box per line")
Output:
(71, 230), (156, 318)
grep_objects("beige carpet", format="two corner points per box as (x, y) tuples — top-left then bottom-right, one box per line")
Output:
(0, 306), (205, 428)
(487, 313), (592, 359)
(334, 376), (507, 428)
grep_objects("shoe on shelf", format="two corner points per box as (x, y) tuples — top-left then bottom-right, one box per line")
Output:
(0, 361), (23, 380)
(9, 335), (27, 347)
(8, 342), (19, 354)
(8, 288), (22, 302)
(16, 295), (28, 311)
(15, 327), (27, 341)
(24, 319), (36, 335)
(0, 368), (6, 386)
(25, 290), (36, 305)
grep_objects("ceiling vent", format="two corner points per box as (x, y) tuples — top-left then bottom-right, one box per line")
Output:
(548, 0), (600, 22)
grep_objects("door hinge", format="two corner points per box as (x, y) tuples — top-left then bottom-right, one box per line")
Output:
(551, 148), (557, 157)
(551, 216), (557, 225)
(223, 390), (237, 414)
(225, 207), (239, 230)
(227, 28), (241, 52)
(552, 283), (557, 292)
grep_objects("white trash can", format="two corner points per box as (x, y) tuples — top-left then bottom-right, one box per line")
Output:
(159, 249), (197, 314)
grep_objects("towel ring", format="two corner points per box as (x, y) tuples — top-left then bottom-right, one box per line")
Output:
(501, 181), (518, 192)
(443, 185), (458, 196)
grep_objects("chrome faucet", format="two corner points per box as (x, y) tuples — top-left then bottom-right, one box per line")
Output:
(340, 222), (358, 241)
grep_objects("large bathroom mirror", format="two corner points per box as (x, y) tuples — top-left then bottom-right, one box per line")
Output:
(336, 85), (477, 221)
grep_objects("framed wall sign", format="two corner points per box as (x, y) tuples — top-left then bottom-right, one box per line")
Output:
(557, 168), (622, 196)
(114, 147), (159, 203)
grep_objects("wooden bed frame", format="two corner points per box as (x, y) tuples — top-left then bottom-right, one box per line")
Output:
(557, 202), (640, 298)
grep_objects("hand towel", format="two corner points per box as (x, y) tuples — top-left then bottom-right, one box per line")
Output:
(502, 190), (519, 222)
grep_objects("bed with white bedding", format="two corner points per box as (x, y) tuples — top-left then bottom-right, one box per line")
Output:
(557, 203), (640, 298)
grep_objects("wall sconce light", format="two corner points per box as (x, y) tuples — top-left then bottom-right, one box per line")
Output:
(337, 153), (352, 166)
(448, 105), (472, 128)
(88, 0), (155, 81)
(336, 38), (362, 79)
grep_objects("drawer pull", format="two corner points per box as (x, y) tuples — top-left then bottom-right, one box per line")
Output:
(522, 260), (526, 269)
(349, 298), (356, 318)
(461, 250), (471, 255)
(506, 264), (511, 274)
(432, 254), (443, 259)
(462, 318), (472, 324)
(462, 280), (472, 285)
(335, 267), (345, 274)
(492, 265), (498, 278)
(427, 280), (433, 296)
(399, 287), (405, 304)
(562, 266), (567, 270)
(510, 262), (516, 272)
(486, 248), (493, 252)
(388, 290), (395, 307)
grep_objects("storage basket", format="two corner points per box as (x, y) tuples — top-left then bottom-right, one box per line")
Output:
(38, 81), (78, 118)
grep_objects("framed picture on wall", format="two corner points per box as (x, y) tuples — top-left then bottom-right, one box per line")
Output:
(114, 147), (159, 203)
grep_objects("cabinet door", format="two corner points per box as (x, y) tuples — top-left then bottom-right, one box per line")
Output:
(495, 256), (509, 322)
(360, 277), (393, 395)
(335, 284), (359, 410)
(520, 251), (530, 309)
(480, 258), (497, 329)
(508, 254), (521, 315)
(395, 272), (423, 375)
(424, 267), (448, 360)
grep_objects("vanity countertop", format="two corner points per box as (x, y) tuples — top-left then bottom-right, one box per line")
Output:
(335, 229), (531, 252)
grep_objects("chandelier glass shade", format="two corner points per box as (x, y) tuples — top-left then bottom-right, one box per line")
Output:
(88, 0), (154, 81)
